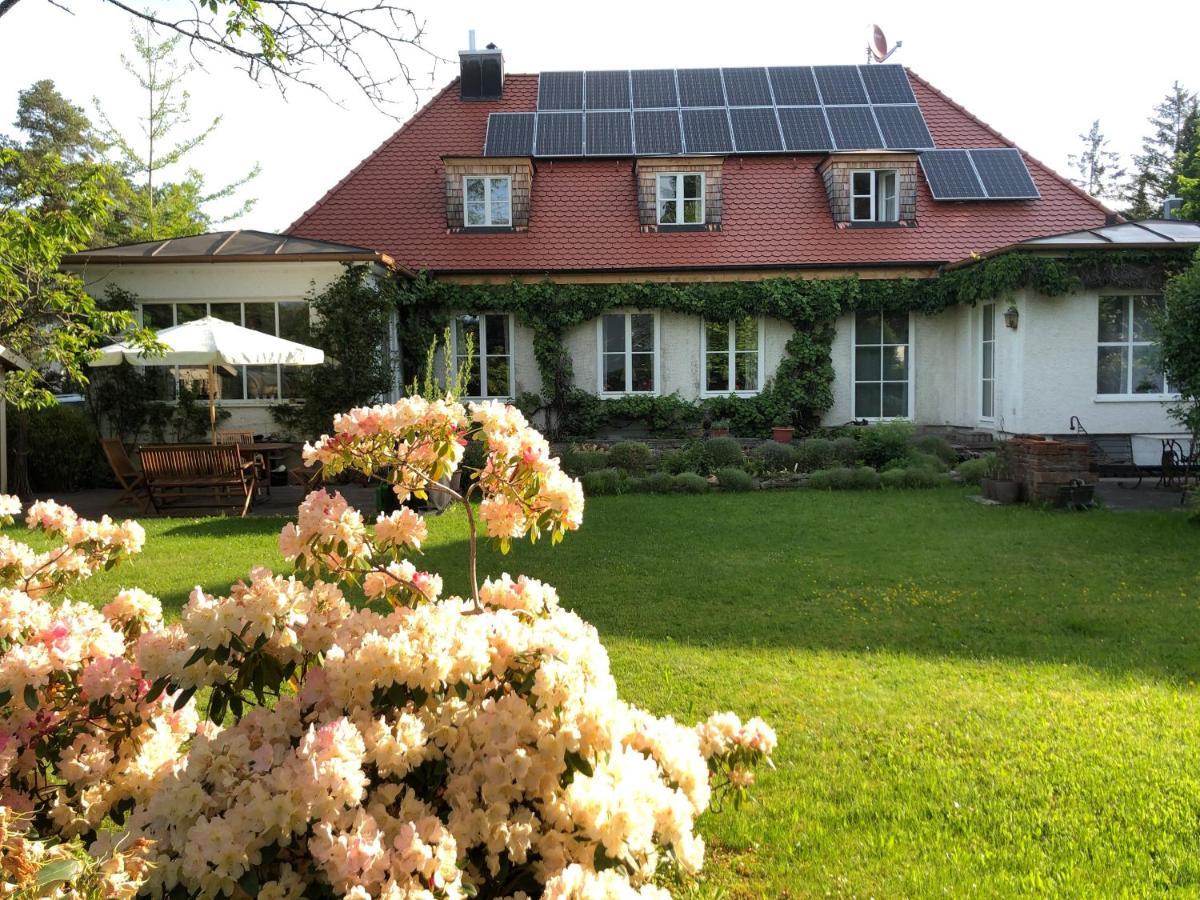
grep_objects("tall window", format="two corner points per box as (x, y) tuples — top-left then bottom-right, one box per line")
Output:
(1097, 295), (1169, 395)
(703, 317), (761, 394)
(656, 173), (704, 225)
(980, 302), (995, 419)
(854, 311), (910, 419)
(600, 313), (656, 394)
(453, 314), (512, 398)
(463, 176), (511, 227)
(138, 300), (308, 401)
(850, 170), (898, 223)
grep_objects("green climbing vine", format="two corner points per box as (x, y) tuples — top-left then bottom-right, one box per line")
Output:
(391, 248), (1193, 438)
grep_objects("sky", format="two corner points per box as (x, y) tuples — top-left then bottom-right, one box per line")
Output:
(1, 0), (1197, 233)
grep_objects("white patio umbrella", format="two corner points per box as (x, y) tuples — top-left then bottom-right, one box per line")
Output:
(91, 316), (325, 443)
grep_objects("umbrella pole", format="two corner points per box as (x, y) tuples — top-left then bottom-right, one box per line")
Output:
(208, 363), (217, 444)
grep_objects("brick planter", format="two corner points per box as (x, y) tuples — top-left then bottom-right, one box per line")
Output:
(1009, 435), (1096, 504)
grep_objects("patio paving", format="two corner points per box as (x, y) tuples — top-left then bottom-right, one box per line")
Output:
(32, 484), (380, 520)
(1094, 478), (1190, 512)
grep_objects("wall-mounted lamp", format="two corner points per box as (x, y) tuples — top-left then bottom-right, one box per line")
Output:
(1003, 305), (1020, 330)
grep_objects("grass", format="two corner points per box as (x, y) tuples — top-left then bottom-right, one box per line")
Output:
(13, 488), (1200, 897)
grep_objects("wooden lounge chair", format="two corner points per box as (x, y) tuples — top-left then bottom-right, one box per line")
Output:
(216, 429), (269, 496)
(100, 438), (152, 513)
(138, 444), (258, 517)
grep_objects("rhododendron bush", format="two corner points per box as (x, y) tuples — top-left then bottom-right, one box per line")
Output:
(2, 397), (775, 899)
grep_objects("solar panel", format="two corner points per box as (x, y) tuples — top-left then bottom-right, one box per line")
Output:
(585, 71), (631, 110)
(631, 69), (678, 108)
(677, 68), (725, 107)
(585, 111), (633, 156)
(970, 148), (1039, 199)
(730, 107), (783, 152)
(919, 150), (986, 199)
(777, 107), (833, 151)
(768, 67), (820, 105)
(484, 113), (535, 156)
(536, 112), (583, 156)
(682, 108), (733, 153)
(874, 104), (934, 150)
(722, 67), (773, 106)
(858, 65), (915, 104)
(826, 106), (883, 150)
(634, 109), (682, 155)
(538, 71), (583, 110)
(813, 65), (868, 105)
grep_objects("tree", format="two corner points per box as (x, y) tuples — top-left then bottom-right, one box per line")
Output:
(1158, 249), (1200, 437)
(1174, 111), (1200, 220)
(1067, 119), (1126, 201)
(1125, 82), (1199, 218)
(94, 22), (259, 242)
(0, 0), (436, 115)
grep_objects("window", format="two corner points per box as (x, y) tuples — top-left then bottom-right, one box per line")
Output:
(1097, 295), (1170, 396)
(453, 313), (512, 398)
(703, 317), (761, 395)
(138, 300), (309, 402)
(854, 311), (910, 419)
(599, 313), (656, 394)
(850, 169), (899, 223)
(463, 176), (512, 227)
(980, 302), (995, 419)
(656, 173), (704, 225)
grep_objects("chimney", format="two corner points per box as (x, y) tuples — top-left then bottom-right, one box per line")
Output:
(459, 34), (504, 101)
(1162, 195), (1182, 220)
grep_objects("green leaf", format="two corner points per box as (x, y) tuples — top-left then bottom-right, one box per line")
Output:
(145, 675), (171, 703)
(173, 686), (196, 711)
(23, 684), (38, 710)
(35, 858), (83, 890)
(184, 646), (209, 668)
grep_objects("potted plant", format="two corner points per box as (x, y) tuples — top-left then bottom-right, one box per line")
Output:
(981, 441), (1020, 504)
(709, 418), (731, 438)
(771, 414), (795, 444)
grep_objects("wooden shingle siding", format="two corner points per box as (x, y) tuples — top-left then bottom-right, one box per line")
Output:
(442, 157), (533, 231)
(817, 153), (919, 224)
(634, 158), (724, 232)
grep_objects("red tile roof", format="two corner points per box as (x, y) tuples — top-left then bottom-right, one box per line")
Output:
(288, 69), (1113, 274)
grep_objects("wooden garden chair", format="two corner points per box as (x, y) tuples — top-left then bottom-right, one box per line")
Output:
(100, 438), (152, 513)
(216, 429), (269, 497)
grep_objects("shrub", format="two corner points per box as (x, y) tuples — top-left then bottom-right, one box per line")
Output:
(751, 440), (799, 473)
(640, 471), (677, 493)
(560, 448), (609, 477)
(607, 440), (653, 475)
(705, 436), (745, 471)
(806, 465), (881, 490)
(831, 436), (861, 466)
(581, 467), (625, 495)
(911, 433), (959, 466)
(659, 441), (708, 475)
(716, 467), (756, 491)
(956, 454), (995, 485)
(673, 472), (710, 493)
(21, 405), (111, 492)
(882, 450), (946, 473)
(881, 466), (951, 489)
(794, 437), (837, 472)
(855, 422), (915, 469)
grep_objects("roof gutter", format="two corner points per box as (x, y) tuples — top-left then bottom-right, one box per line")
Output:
(428, 259), (950, 278)
(60, 252), (413, 276)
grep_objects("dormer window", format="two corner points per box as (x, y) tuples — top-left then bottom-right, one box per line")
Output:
(851, 170), (899, 223)
(464, 175), (511, 227)
(656, 173), (704, 225)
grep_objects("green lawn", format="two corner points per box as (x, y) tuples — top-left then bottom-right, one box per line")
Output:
(17, 489), (1200, 897)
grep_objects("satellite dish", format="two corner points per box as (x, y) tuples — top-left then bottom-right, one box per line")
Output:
(866, 24), (903, 63)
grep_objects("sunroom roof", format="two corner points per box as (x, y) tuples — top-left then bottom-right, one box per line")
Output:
(1020, 219), (1200, 248)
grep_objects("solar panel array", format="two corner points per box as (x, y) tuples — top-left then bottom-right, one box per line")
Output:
(918, 148), (1040, 200)
(483, 65), (934, 157)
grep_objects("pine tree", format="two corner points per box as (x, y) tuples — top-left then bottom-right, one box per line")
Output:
(1067, 120), (1126, 201)
(94, 22), (259, 242)
(1124, 82), (1199, 218)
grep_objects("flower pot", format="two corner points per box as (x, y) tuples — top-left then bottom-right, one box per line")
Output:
(982, 478), (1020, 504)
(771, 426), (795, 444)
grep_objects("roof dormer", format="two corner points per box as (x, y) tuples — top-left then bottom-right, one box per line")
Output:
(818, 152), (919, 226)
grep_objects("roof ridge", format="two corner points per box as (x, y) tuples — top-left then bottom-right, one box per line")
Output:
(286, 77), (464, 234)
(905, 67), (1118, 222)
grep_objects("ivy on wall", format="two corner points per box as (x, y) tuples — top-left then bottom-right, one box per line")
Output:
(392, 249), (1193, 438)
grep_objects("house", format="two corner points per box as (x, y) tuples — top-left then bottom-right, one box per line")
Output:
(70, 46), (1200, 441)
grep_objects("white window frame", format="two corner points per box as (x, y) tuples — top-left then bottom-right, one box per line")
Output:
(655, 172), (705, 226)
(462, 175), (512, 228)
(451, 312), (514, 399)
(980, 302), (996, 421)
(850, 169), (899, 223)
(700, 317), (765, 397)
(137, 300), (309, 404)
(1095, 293), (1176, 400)
(850, 310), (914, 421)
(596, 312), (660, 397)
